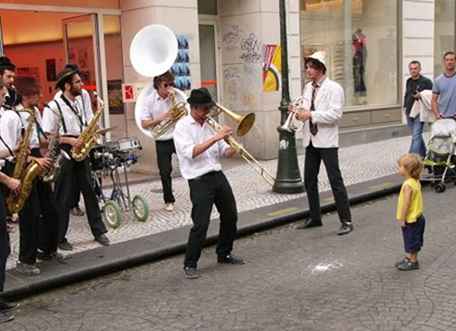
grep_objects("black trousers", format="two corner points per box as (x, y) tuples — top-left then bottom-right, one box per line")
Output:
(0, 190), (10, 293)
(184, 171), (238, 268)
(304, 142), (351, 224)
(55, 146), (107, 242)
(14, 149), (60, 264)
(71, 175), (81, 208)
(155, 139), (176, 204)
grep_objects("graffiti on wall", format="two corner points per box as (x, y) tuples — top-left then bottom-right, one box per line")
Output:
(240, 33), (262, 64)
(222, 24), (241, 50)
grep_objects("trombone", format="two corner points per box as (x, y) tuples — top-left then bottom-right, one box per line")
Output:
(206, 104), (276, 186)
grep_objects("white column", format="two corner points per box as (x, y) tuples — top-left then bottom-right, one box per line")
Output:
(402, 0), (435, 91)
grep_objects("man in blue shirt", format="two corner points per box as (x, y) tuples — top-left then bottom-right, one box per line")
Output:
(432, 51), (456, 119)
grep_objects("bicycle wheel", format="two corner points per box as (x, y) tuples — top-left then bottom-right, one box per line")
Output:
(103, 200), (124, 229)
(131, 195), (149, 222)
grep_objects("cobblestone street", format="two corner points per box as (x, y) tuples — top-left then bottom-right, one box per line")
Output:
(3, 181), (456, 331)
(7, 136), (410, 269)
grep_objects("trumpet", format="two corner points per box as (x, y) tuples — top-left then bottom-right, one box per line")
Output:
(280, 96), (304, 133)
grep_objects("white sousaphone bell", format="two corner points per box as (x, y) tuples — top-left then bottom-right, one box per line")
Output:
(130, 24), (188, 139)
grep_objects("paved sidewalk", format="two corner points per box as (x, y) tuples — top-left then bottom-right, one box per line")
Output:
(6, 136), (409, 270)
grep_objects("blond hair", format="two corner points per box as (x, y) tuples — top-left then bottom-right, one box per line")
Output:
(398, 153), (423, 179)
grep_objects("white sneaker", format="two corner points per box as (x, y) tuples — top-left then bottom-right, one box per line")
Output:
(165, 203), (174, 212)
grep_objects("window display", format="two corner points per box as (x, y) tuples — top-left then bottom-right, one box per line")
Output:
(300, 0), (398, 107)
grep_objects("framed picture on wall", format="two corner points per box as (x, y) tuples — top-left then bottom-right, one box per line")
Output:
(46, 59), (57, 81)
(108, 79), (124, 114)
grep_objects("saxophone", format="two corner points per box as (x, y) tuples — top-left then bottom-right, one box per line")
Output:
(41, 109), (70, 182)
(6, 108), (44, 214)
(70, 97), (103, 161)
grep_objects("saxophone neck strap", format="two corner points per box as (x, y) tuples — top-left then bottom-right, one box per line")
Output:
(61, 94), (85, 130)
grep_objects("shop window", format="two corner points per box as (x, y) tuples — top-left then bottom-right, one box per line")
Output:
(434, 0), (455, 76)
(300, 0), (398, 108)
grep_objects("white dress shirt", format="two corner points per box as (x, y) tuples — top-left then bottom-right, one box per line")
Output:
(0, 105), (42, 153)
(42, 92), (93, 136)
(174, 114), (230, 180)
(300, 78), (345, 148)
(140, 88), (185, 141)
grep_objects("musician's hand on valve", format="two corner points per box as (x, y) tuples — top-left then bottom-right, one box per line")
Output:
(6, 177), (20, 194)
(215, 126), (233, 141)
(296, 110), (312, 122)
(35, 157), (53, 170)
(75, 138), (84, 149)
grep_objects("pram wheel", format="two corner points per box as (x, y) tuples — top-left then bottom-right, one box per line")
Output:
(103, 200), (124, 228)
(434, 183), (446, 193)
(132, 195), (149, 222)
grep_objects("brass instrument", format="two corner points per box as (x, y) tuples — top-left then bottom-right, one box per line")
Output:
(70, 97), (104, 161)
(280, 96), (304, 133)
(150, 89), (188, 139)
(6, 108), (44, 214)
(206, 105), (275, 186)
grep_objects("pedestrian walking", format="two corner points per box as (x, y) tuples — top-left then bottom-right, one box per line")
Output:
(395, 153), (425, 271)
(403, 61), (433, 157)
(432, 51), (456, 119)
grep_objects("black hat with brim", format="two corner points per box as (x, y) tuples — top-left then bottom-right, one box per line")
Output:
(55, 67), (78, 90)
(187, 87), (215, 107)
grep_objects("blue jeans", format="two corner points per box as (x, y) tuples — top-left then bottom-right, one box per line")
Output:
(407, 115), (426, 157)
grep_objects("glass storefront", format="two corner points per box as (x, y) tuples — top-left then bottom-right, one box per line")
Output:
(300, 0), (398, 108)
(434, 0), (455, 76)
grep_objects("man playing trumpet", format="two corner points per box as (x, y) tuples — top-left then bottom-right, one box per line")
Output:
(174, 88), (244, 279)
(139, 71), (185, 212)
(289, 51), (353, 236)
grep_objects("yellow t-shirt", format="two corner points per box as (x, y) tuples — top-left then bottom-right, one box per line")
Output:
(396, 178), (423, 223)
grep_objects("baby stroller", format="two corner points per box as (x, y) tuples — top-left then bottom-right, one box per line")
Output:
(421, 119), (456, 193)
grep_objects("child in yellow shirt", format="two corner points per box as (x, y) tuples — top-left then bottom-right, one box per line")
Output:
(396, 153), (425, 271)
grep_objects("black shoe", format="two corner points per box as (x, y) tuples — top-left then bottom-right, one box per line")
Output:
(296, 218), (322, 230)
(58, 240), (73, 251)
(0, 311), (14, 324)
(0, 301), (19, 312)
(184, 267), (200, 279)
(337, 222), (353, 235)
(95, 234), (110, 246)
(37, 251), (67, 263)
(217, 254), (245, 265)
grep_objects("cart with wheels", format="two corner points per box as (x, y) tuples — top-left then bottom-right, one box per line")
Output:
(90, 137), (149, 228)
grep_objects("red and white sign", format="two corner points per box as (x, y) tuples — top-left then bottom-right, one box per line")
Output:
(122, 82), (148, 103)
(122, 84), (136, 103)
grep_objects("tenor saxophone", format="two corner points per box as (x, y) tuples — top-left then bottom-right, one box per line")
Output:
(41, 110), (70, 182)
(70, 97), (103, 161)
(6, 108), (44, 214)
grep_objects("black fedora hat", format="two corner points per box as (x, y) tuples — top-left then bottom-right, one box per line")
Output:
(187, 87), (215, 107)
(55, 67), (79, 90)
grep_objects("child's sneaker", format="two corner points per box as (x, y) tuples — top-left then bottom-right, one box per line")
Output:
(396, 259), (419, 271)
(394, 257), (410, 267)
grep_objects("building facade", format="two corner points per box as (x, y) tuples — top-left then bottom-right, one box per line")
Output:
(0, 0), (452, 175)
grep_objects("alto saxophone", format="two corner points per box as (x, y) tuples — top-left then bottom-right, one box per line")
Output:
(6, 108), (44, 214)
(70, 97), (103, 161)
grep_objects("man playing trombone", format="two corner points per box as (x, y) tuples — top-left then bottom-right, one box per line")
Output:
(140, 71), (185, 212)
(174, 88), (244, 279)
(289, 52), (353, 236)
